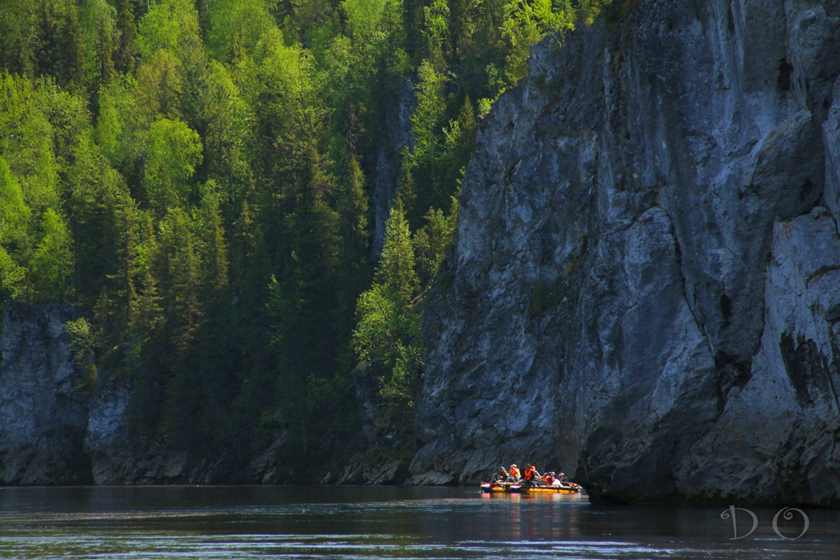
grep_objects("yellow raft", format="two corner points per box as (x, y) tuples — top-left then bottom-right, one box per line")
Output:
(527, 484), (580, 495)
(480, 481), (581, 495)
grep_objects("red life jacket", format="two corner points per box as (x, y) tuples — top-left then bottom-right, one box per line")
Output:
(524, 467), (535, 481)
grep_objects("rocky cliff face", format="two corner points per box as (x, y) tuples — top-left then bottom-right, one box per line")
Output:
(0, 304), (388, 486)
(371, 79), (415, 259)
(0, 304), (91, 484)
(0, 304), (249, 485)
(413, 0), (840, 505)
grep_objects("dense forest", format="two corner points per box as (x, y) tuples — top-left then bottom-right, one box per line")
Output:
(0, 0), (608, 474)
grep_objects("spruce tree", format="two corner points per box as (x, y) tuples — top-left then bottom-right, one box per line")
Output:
(354, 200), (421, 422)
(30, 208), (74, 302)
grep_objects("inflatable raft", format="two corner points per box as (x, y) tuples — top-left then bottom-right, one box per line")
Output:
(480, 481), (581, 495)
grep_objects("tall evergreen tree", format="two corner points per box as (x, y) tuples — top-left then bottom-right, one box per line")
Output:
(30, 208), (74, 302)
(0, 156), (30, 248)
(142, 117), (203, 213)
(0, 157), (29, 299)
(114, 0), (138, 73)
(354, 200), (421, 425)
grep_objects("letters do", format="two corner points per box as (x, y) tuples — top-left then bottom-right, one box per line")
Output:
(720, 505), (810, 541)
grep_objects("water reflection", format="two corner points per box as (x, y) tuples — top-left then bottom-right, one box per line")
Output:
(0, 486), (837, 558)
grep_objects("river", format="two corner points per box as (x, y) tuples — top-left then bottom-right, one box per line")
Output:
(0, 486), (837, 558)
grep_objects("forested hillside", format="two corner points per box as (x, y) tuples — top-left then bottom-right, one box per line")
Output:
(0, 0), (607, 475)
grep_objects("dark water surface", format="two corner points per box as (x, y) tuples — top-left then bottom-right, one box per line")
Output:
(0, 486), (838, 558)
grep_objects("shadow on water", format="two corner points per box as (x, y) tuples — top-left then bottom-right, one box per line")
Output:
(0, 485), (838, 558)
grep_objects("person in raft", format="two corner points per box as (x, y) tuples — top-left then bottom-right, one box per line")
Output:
(523, 464), (542, 483)
(508, 464), (521, 481)
(546, 472), (564, 487)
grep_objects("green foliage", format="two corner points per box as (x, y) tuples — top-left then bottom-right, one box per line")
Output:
(579, 0), (613, 24)
(196, 185), (229, 293)
(0, 74), (60, 214)
(207, 0), (275, 61)
(159, 207), (203, 355)
(342, 157), (369, 244)
(410, 61), (446, 164)
(0, 247), (26, 301)
(376, 201), (419, 304)
(0, 1), (82, 86)
(413, 196), (459, 285)
(135, 49), (185, 119)
(136, 0), (201, 62)
(30, 208), (74, 302)
(354, 202), (421, 423)
(354, 284), (402, 366)
(65, 316), (98, 390)
(500, 0), (575, 84)
(113, 0), (140, 72)
(0, 2), (38, 76)
(0, 157), (30, 246)
(199, 61), (254, 209)
(421, 0), (449, 69)
(143, 118), (203, 212)
(79, 0), (118, 94)
(402, 69), (475, 224)
(96, 75), (142, 168)
(121, 203), (164, 368)
(343, 0), (389, 39)
(0, 0), (611, 463)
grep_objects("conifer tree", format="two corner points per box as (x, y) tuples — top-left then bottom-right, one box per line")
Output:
(0, 156), (30, 249)
(375, 199), (418, 306)
(338, 155), (370, 287)
(80, 0), (118, 96)
(0, 156), (29, 299)
(160, 208), (203, 357)
(354, 200), (421, 418)
(196, 185), (229, 295)
(30, 208), (74, 302)
(114, 0), (138, 72)
(142, 118), (203, 213)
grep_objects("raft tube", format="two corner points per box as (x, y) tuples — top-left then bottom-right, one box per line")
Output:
(480, 481), (582, 495)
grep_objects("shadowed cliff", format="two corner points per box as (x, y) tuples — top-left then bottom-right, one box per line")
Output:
(413, 0), (840, 506)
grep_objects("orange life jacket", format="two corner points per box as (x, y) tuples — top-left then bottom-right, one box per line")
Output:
(524, 467), (535, 481)
(510, 466), (520, 478)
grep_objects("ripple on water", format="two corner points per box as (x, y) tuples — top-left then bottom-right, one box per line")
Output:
(0, 533), (830, 559)
(0, 487), (837, 559)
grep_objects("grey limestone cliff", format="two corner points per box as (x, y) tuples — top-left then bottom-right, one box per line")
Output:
(371, 79), (416, 259)
(0, 304), (237, 485)
(412, 0), (840, 505)
(0, 304), (90, 484)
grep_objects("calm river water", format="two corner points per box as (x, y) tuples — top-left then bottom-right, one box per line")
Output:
(0, 486), (838, 558)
